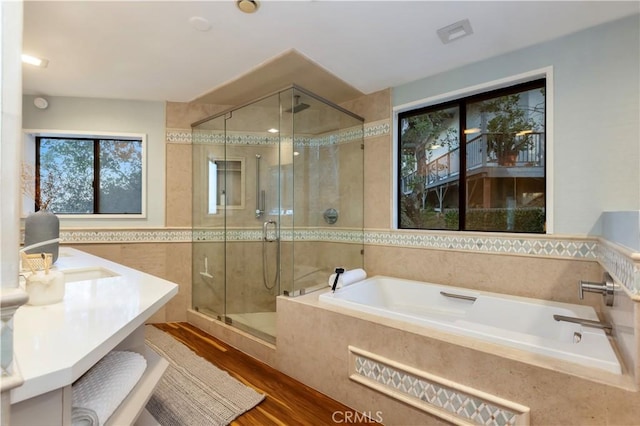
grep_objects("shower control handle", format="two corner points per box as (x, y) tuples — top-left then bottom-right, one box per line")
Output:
(263, 220), (278, 242)
(579, 272), (615, 306)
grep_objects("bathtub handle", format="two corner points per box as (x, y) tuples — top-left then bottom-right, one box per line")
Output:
(440, 291), (477, 302)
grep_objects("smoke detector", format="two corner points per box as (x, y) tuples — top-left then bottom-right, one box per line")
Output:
(34, 97), (49, 109)
(237, 0), (258, 14)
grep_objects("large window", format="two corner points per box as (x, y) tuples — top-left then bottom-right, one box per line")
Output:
(34, 136), (143, 214)
(398, 79), (546, 233)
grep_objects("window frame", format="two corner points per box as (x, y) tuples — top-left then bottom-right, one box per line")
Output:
(22, 130), (147, 219)
(394, 72), (550, 234)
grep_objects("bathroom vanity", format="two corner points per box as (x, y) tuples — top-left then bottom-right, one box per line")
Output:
(10, 247), (178, 425)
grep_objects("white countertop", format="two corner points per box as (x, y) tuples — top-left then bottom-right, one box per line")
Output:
(11, 247), (178, 404)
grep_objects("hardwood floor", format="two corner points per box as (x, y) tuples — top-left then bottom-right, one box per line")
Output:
(152, 322), (377, 426)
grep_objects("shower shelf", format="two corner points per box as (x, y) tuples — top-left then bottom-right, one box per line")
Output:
(212, 158), (245, 209)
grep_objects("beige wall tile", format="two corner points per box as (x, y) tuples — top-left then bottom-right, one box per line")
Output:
(165, 144), (192, 227)
(165, 101), (233, 129)
(364, 135), (392, 230)
(340, 89), (391, 122)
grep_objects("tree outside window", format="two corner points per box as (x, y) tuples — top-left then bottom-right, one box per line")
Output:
(35, 137), (142, 214)
(398, 79), (546, 233)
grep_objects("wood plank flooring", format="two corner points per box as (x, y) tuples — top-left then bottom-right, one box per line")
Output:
(152, 322), (377, 426)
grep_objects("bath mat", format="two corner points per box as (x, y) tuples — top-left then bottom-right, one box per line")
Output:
(144, 325), (265, 426)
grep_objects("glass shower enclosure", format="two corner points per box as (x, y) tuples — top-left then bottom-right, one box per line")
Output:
(191, 86), (364, 344)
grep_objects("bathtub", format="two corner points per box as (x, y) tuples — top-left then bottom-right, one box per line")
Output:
(318, 276), (621, 374)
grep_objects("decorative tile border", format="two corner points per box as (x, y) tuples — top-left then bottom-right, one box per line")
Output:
(38, 227), (640, 294)
(365, 230), (597, 260)
(57, 229), (192, 244)
(193, 228), (363, 244)
(50, 228), (597, 258)
(166, 119), (389, 146)
(349, 346), (530, 426)
(596, 239), (640, 298)
(364, 118), (391, 138)
(166, 128), (192, 144)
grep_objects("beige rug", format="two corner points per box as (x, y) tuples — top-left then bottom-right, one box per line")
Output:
(144, 325), (264, 426)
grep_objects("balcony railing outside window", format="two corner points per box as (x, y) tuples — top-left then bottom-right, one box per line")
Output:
(423, 132), (544, 187)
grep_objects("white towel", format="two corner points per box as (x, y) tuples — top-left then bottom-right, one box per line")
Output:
(71, 406), (99, 426)
(328, 268), (367, 289)
(72, 350), (147, 426)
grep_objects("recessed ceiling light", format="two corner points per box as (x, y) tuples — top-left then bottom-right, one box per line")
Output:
(437, 19), (473, 44)
(22, 54), (49, 68)
(189, 16), (212, 32)
(237, 0), (258, 14)
(268, 128), (279, 133)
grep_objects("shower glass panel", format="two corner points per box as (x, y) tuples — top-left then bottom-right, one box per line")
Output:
(192, 86), (364, 344)
(192, 114), (227, 323)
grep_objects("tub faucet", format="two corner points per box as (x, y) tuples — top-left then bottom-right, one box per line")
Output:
(579, 272), (615, 306)
(553, 314), (613, 335)
(331, 267), (345, 293)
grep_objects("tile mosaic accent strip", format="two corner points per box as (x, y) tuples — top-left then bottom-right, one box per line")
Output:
(59, 229), (192, 244)
(167, 123), (377, 147)
(349, 346), (530, 426)
(166, 128), (192, 144)
(364, 119), (391, 139)
(192, 228), (364, 244)
(365, 230), (598, 260)
(596, 240), (640, 297)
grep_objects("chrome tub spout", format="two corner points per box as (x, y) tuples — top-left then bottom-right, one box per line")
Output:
(553, 314), (612, 335)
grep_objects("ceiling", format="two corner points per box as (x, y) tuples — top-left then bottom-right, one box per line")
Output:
(22, 1), (639, 105)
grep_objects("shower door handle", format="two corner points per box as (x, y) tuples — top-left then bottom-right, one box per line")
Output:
(263, 220), (278, 242)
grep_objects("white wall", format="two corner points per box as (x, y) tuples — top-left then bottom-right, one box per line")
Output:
(22, 95), (166, 228)
(393, 14), (640, 236)
(1, 1), (22, 287)
(1, 1), (28, 420)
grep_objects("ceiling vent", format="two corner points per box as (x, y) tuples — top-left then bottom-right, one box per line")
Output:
(437, 19), (473, 44)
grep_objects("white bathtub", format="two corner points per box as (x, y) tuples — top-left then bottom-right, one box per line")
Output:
(319, 276), (621, 374)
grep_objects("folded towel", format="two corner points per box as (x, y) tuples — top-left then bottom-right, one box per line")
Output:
(71, 406), (99, 426)
(328, 268), (367, 289)
(72, 350), (147, 426)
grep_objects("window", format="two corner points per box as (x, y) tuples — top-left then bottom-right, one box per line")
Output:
(398, 79), (546, 233)
(34, 136), (143, 214)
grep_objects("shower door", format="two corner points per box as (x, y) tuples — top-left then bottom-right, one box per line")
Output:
(192, 114), (227, 323)
(220, 93), (284, 343)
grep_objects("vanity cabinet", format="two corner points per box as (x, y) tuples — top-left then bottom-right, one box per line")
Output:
(10, 248), (178, 425)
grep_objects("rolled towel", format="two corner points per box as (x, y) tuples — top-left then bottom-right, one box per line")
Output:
(72, 350), (147, 426)
(71, 406), (99, 426)
(327, 268), (367, 289)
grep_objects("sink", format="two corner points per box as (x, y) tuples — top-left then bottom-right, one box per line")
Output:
(62, 267), (120, 283)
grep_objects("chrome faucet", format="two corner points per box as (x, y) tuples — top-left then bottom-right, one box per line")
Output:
(553, 314), (613, 335)
(579, 272), (615, 306)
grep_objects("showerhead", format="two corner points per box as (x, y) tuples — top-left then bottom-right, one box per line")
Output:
(286, 95), (310, 114)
